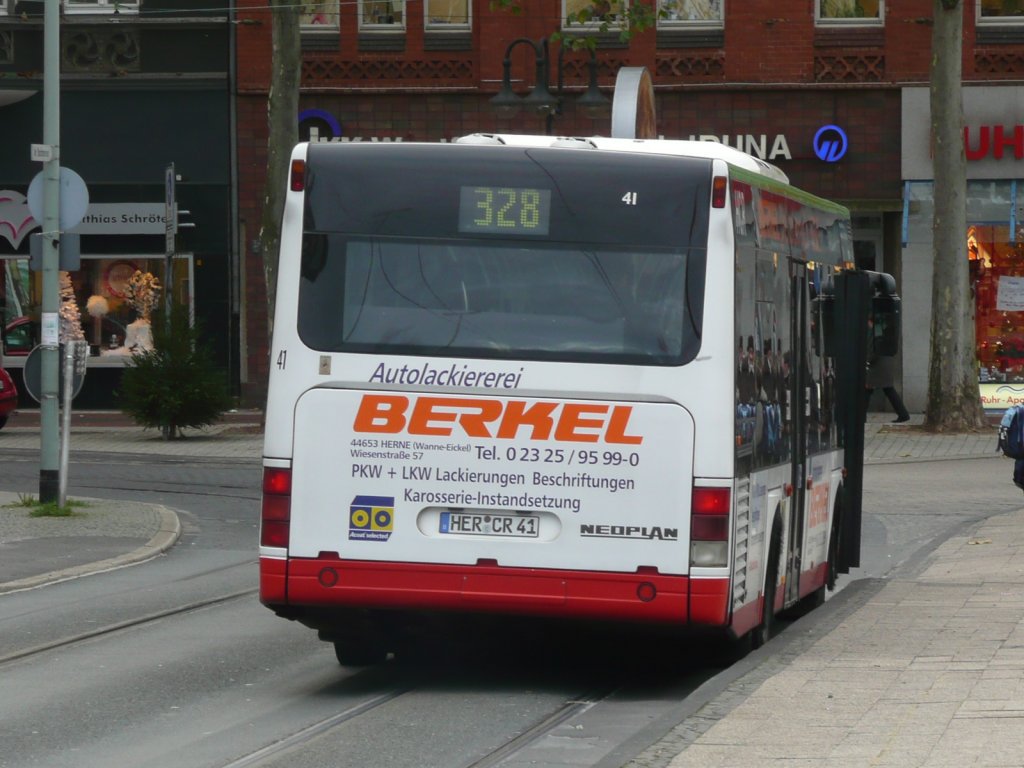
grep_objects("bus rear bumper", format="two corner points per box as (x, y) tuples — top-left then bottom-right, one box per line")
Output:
(260, 556), (731, 626)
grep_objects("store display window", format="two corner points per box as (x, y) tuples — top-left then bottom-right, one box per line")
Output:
(971, 224), (1024, 383)
(1, 254), (192, 366)
(903, 179), (1024, 396)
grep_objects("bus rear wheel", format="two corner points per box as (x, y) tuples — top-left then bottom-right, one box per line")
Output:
(751, 532), (780, 649)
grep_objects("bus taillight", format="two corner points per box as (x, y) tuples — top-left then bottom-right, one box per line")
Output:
(712, 175), (728, 208)
(261, 467), (292, 548)
(690, 486), (730, 567)
(290, 159), (306, 192)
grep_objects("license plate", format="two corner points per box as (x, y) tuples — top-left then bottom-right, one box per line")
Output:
(439, 511), (539, 538)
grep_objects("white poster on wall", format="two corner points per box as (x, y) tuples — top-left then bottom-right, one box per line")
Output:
(997, 275), (1024, 312)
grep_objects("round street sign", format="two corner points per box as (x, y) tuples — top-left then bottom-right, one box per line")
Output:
(21, 344), (86, 404)
(27, 166), (90, 231)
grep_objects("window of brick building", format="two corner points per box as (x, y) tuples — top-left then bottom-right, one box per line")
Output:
(563, 0), (626, 29)
(815, 0), (883, 25)
(64, 0), (140, 14)
(979, 0), (1024, 23)
(301, 0), (340, 31)
(360, 0), (405, 29)
(425, 0), (469, 28)
(657, 0), (723, 27)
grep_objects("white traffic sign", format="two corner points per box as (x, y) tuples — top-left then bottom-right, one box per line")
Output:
(27, 166), (90, 231)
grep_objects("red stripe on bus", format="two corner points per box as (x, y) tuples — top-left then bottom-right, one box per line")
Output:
(688, 577), (731, 626)
(259, 557), (288, 604)
(275, 559), (731, 626)
(799, 562), (829, 599)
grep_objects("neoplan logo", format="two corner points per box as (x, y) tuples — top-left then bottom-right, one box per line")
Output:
(580, 524), (679, 541)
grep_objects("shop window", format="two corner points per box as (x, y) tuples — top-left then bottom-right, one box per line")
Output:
(425, 0), (469, 28)
(979, 0), (1024, 22)
(657, 0), (723, 27)
(1, 255), (192, 365)
(64, 0), (140, 14)
(563, 0), (627, 29)
(301, 0), (339, 31)
(359, 0), (405, 29)
(816, 0), (883, 25)
(971, 224), (1024, 384)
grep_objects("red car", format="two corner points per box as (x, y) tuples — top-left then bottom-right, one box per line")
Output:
(4, 316), (127, 356)
(2, 316), (35, 356)
(0, 363), (16, 430)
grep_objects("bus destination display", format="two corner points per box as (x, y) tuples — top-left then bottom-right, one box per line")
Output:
(458, 186), (551, 236)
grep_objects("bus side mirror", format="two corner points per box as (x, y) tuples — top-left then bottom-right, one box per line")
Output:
(813, 271), (900, 359)
(871, 294), (901, 357)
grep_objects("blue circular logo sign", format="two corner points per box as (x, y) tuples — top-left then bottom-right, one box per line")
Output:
(813, 125), (849, 163)
(298, 109), (342, 142)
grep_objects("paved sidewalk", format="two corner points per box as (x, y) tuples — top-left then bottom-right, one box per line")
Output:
(0, 491), (180, 594)
(632, 506), (1024, 768)
(0, 408), (261, 592)
(0, 408), (263, 460)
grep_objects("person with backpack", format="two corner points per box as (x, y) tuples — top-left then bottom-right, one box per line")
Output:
(997, 403), (1024, 490)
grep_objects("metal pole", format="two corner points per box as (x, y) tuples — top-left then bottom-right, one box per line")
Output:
(39, 0), (61, 503)
(59, 343), (73, 507)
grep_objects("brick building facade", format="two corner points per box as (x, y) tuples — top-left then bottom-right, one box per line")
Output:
(233, 1), (1024, 409)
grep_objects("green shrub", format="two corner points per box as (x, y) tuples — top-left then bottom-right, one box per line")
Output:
(118, 301), (232, 439)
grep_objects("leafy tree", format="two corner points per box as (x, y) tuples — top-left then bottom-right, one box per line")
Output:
(927, 0), (988, 431)
(119, 301), (233, 440)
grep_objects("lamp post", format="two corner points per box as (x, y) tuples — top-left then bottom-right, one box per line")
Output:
(490, 37), (611, 134)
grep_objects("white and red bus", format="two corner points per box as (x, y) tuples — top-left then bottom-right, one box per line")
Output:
(259, 133), (894, 664)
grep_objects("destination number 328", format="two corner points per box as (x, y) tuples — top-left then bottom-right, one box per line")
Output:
(471, 187), (543, 229)
(506, 447), (640, 467)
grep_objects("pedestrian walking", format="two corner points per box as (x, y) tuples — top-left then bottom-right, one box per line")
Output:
(865, 316), (910, 423)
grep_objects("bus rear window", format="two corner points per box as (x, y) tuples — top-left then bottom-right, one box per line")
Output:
(297, 235), (700, 366)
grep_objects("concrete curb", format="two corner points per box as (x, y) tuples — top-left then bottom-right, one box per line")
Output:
(0, 506), (181, 595)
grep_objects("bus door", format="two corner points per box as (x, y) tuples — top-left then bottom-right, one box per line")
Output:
(784, 257), (813, 606)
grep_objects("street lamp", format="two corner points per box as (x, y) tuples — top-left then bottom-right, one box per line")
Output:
(490, 37), (611, 134)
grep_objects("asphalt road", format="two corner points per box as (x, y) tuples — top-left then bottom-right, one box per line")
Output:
(0, 449), (1017, 767)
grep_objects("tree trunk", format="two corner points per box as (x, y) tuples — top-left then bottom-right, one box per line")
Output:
(926, 0), (988, 432)
(258, 0), (301, 334)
